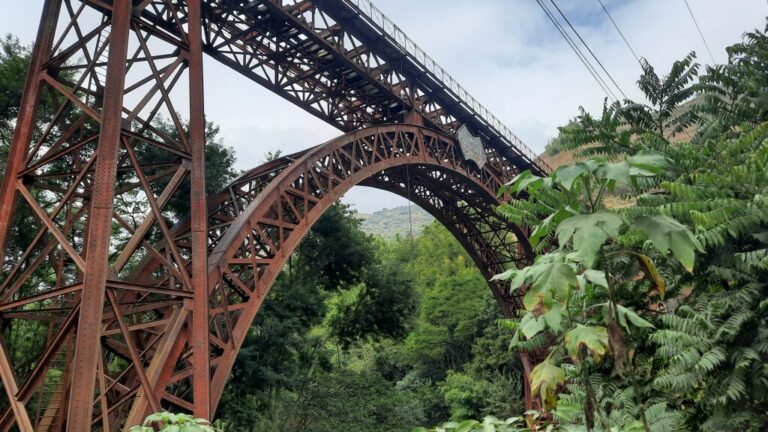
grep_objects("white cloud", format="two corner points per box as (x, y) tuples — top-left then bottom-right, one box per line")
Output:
(1, 0), (765, 212)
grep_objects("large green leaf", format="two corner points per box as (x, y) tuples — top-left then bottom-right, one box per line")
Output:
(504, 170), (542, 195)
(554, 164), (588, 191)
(601, 302), (654, 336)
(565, 325), (609, 363)
(542, 303), (564, 333)
(529, 208), (576, 246)
(634, 215), (703, 272)
(527, 262), (577, 302)
(596, 160), (631, 186)
(626, 151), (669, 175)
(519, 313), (546, 339)
(133, 412), (215, 432)
(582, 269), (608, 289)
(456, 420), (480, 432)
(490, 268), (516, 282)
(508, 253), (578, 300)
(616, 304), (655, 330)
(554, 160), (603, 191)
(557, 212), (624, 266)
(523, 286), (554, 313)
(530, 360), (566, 409)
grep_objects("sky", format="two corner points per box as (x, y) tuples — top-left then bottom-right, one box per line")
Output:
(1, 0), (766, 213)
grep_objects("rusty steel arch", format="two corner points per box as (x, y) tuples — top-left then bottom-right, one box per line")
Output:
(112, 124), (534, 425)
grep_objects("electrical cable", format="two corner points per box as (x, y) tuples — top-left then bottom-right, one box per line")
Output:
(534, 0), (619, 102)
(406, 164), (414, 240)
(597, 0), (641, 64)
(548, 0), (628, 100)
(538, 0), (614, 100)
(399, 56), (414, 242)
(682, 0), (717, 64)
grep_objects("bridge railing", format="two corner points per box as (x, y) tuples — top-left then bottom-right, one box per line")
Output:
(343, 0), (552, 173)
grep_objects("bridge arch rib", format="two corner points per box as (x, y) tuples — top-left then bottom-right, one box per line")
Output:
(119, 124), (534, 421)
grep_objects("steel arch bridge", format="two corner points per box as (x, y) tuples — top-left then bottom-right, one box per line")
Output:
(0, 0), (549, 430)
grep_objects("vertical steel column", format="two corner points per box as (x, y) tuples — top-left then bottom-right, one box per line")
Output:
(187, 0), (212, 419)
(0, 2), (61, 430)
(66, 1), (133, 429)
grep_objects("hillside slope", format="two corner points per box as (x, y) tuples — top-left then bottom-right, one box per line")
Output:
(359, 205), (433, 238)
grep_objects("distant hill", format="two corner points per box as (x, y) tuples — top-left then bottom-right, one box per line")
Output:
(540, 148), (579, 170)
(359, 205), (433, 238)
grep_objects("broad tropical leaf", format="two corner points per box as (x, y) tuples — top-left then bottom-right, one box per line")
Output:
(557, 212), (624, 266)
(530, 360), (566, 409)
(634, 215), (702, 272)
(565, 325), (609, 363)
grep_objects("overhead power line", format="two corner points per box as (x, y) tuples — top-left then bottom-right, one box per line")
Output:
(597, 0), (641, 64)
(682, 0), (717, 64)
(535, 0), (617, 101)
(548, 0), (628, 100)
(534, 0), (619, 102)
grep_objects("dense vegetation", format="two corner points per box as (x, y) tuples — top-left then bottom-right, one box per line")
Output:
(488, 21), (768, 432)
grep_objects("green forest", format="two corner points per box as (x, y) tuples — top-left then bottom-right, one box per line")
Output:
(1, 13), (768, 432)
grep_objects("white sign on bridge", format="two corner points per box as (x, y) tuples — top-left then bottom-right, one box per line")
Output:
(457, 125), (488, 169)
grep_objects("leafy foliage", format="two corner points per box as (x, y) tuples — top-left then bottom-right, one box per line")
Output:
(139, 118), (237, 218)
(0, 35), (29, 150)
(294, 203), (376, 290)
(492, 18), (768, 432)
(328, 260), (417, 347)
(131, 412), (216, 432)
(218, 203), (377, 429)
(412, 415), (528, 432)
(544, 120), (579, 156)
